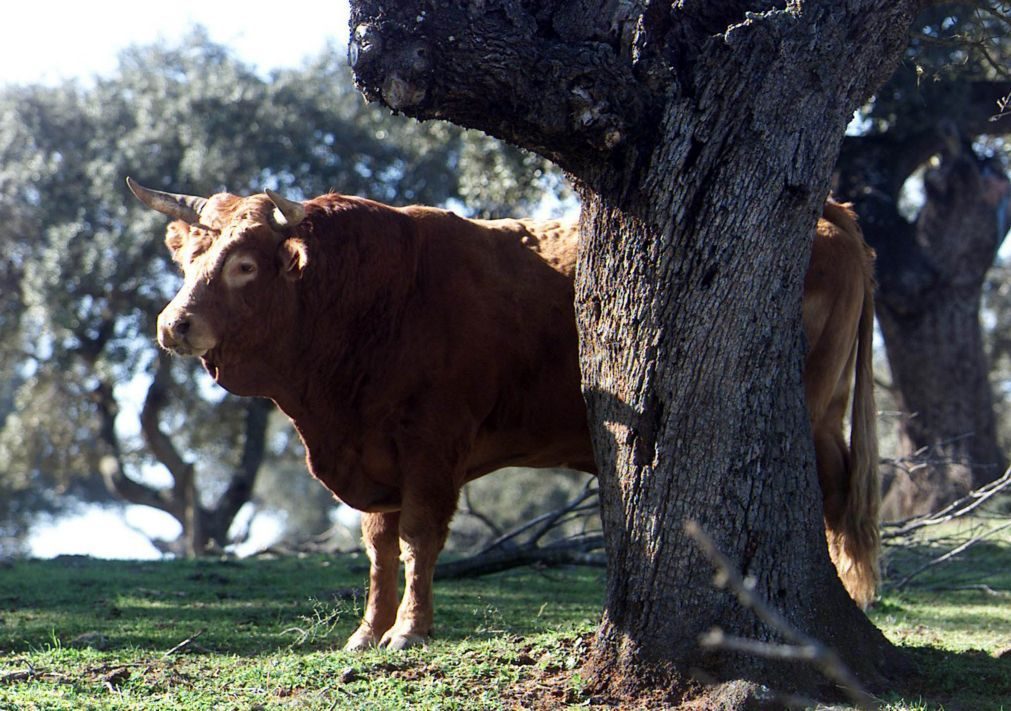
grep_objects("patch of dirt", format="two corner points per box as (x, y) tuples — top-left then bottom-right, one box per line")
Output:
(498, 633), (683, 710)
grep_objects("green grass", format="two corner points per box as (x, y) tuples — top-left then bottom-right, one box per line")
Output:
(873, 517), (1011, 711)
(0, 524), (1007, 710)
(0, 555), (601, 709)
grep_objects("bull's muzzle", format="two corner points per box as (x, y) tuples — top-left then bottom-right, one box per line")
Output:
(156, 307), (216, 357)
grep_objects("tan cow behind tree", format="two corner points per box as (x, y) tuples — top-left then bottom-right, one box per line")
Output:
(127, 177), (878, 650)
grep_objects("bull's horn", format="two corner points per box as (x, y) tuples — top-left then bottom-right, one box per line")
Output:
(126, 177), (207, 224)
(265, 189), (306, 230)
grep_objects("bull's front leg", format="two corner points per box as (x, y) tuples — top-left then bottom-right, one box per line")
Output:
(345, 511), (401, 651)
(378, 485), (457, 650)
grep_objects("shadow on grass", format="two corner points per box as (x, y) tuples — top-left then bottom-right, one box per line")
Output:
(874, 525), (1011, 709)
(0, 555), (364, 656)
(0, 556), (603, 658)
(886, 644), (1011, 711)
(881, 533), (1011, 593)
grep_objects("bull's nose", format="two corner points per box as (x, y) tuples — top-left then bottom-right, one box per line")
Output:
(156, 308), (215, 356)
(168, 315), (191, 337)
(157, 311), (192, 350)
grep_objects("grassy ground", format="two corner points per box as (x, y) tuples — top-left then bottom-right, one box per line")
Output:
(0, 524), (1008, 710)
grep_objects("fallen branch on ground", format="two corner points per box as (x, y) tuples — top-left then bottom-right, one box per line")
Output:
(435, 480), (604, 579)
(436, 535), (605, 579)
(888, 520), (1011, 591)
(880, 465), (1011, 592)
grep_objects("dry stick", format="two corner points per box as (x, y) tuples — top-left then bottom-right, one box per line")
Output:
(685, 520), (877, 710)
(882, 465), (1011, 539)
(526, 480), (600, 546)
(434, 480), (604, 579)
(459, 486), (506, 539)
(0, 669), (34, 684)
(435, 534), (605, 579)
(474, 479), (599, 556)
(162, 628), (207, 659)
(879, 433), (976, 479)
(0, 658), (36, 685)
(892, 519), (1011, 591)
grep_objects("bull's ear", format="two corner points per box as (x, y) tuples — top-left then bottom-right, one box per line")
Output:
(165, 222), (190, 264)
(280, 238), (309, 280)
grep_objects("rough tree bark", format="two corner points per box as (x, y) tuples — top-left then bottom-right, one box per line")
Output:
(837, 88), (1011, 518)
(348, 1), (918, 704)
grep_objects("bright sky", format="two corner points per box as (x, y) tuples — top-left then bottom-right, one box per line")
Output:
(13, 0), (350, 559)
(0, 1), (350, 86)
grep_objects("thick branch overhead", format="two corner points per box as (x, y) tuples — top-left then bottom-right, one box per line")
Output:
(349, 1), (650, 176)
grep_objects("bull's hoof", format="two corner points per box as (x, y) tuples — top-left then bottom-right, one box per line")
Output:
(344, 628), (380, 652)
(378, 630), (429, 650)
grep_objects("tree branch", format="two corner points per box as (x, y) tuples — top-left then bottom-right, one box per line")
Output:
(889, 520), (1011, 591)
(434, 480), (604, 579)
(92, 377), (180, 518)
(475, 479), (599, 556)
(436, 535), (605, 580)
(882, 464), (1011, 538)
(140, 354), (195, 513)
(348, 1), (650, 178)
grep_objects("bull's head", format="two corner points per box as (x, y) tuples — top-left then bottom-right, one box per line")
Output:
(127, 177), (309, 378)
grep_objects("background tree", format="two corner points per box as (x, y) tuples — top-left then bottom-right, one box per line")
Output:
(0, 29), (560, 556)
(348, 0), (918, 705)
(835, 3), (1011, 518)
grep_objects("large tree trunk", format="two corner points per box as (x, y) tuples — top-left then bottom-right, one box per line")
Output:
(348, 1), (918, 704)
(838, 118), (1011, 519)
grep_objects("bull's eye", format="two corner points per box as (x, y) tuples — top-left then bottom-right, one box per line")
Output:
(224, 254), (259, 288)
(233, 260), (257, 278)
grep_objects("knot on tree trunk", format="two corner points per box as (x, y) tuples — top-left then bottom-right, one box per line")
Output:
(352, 23), (432, 110)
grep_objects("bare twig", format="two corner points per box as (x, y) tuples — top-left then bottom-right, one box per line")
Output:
(685, 520), (876, 709)
(882, 465), (1011, 539)
(993, 91), (1011, 122)
(878, 433), (981, 481)
(162, 628), (207, 659)
(890, 520), (1011, 590)
(473, 479), (600, 557)
(919, 583), (1011, 595)
(458, 486), (505, 539)
(433, 480), (604, 579)
(524, 480), (600, 547)
(436, 534), (605, 579)
(0, 667), (35, 684)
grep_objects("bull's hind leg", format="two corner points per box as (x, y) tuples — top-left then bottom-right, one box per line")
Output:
(345, 511), (401, 651)
(814, 424), (849, 536)
(815, 421), (874, 608)
(378, 484), (457, 650)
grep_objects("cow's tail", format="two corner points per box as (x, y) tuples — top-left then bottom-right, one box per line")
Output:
(833, 268), (880, 608)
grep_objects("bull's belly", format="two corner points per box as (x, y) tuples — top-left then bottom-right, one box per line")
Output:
(463, 431), (596, 481)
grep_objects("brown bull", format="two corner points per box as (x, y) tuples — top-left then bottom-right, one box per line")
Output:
(127, 177), (878, 649)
